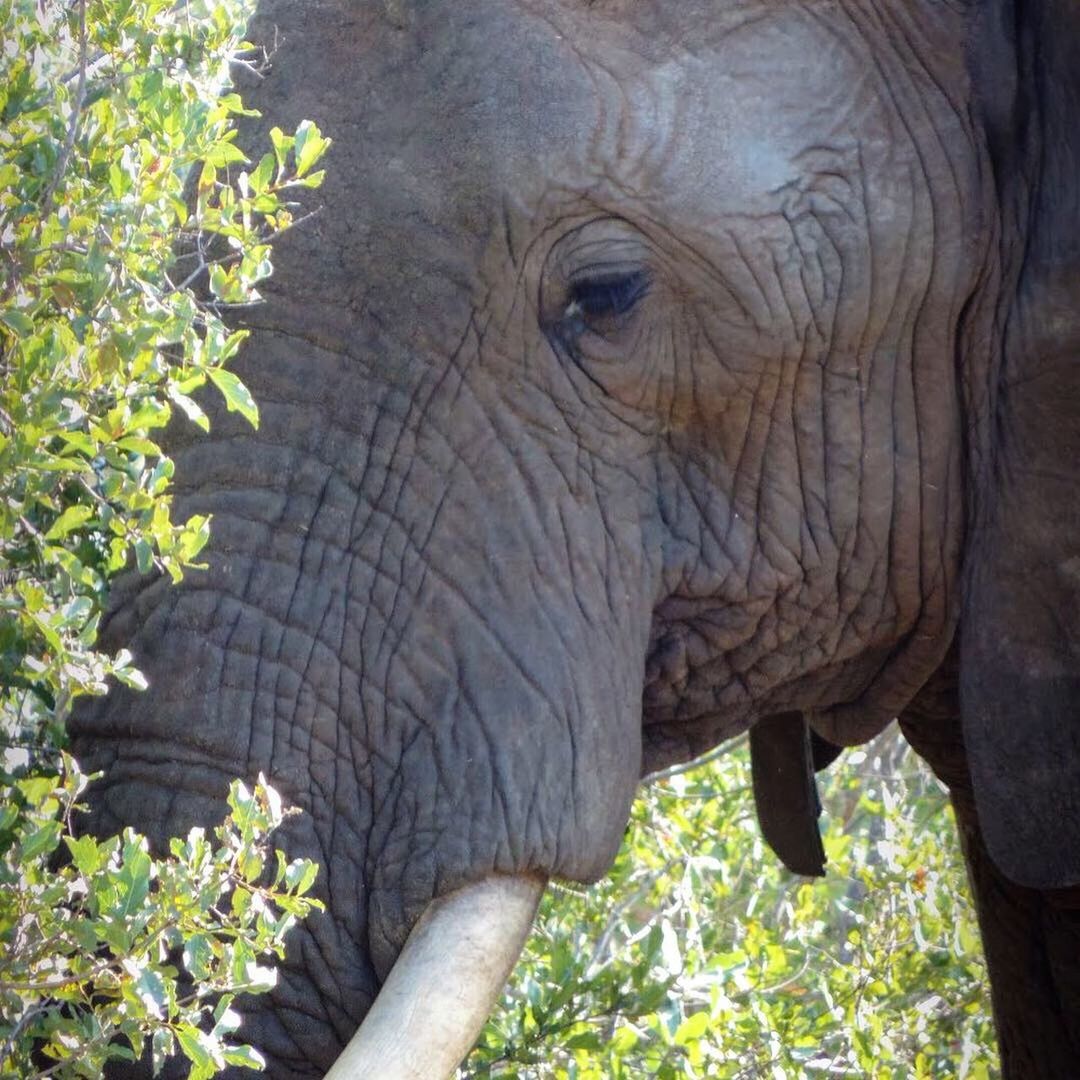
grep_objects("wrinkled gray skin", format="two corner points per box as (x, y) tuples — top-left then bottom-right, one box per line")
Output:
(72, 0), (1080, 1075)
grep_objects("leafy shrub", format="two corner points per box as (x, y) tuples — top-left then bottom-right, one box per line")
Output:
(0, 0), (329, 1074)
(468, 730), (996, 1079)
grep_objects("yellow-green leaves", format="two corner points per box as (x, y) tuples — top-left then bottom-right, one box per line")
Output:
(0, 0), (328, 1074)
(43, 505), (94, 541)
(268, 121), (332, 189)
(1, 763), (321, 1077)
(294, 119), (331, 185)
(468, 733), (994, 1079)
(208, 368), (259, 427)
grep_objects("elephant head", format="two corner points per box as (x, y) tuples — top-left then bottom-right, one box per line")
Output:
(71, 0), (1080, 1075)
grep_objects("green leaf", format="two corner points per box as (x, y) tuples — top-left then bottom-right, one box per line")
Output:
(115, 834), (153, 916)
(131, 965), (169, 1019)
(1, 308), (35, 335)
(216, 93), (260, 118)
(176, 1024), (215, 1071)
(168, 385), (210, 431)
(127, 399), (171, 431)
(184, 933), (216, 981)
(223, 1044), (266, 1070)
(673, 1010), (709, 1046)
(284, 858), (319, 894)
(44, 503), (93, 539)
(208, 264), (231, 299)
(205, 140), (249, 167)
(151, 1028), (175, 1073)
(199, 160), (218, 192)
(19, 820), (62, 861)
(66, 833), (105, 876)
(116, 435), (162, 456)
(112, 661), (149, 691)
(293, 169), (326, 189)
(269, 126), (292, 172)
(18, 776), (58, 806)
(293, 120), (330, 178)
(208, 367), (260, 428)
(56, 429), (97, 455)
(251, 152), (274, 194)
(134, 537), (154, 573)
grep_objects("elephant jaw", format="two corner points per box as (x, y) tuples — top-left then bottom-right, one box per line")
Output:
(324, 873), (545, 1080)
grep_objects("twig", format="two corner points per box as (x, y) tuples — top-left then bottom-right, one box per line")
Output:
(0, 1002), (48, 1069)
(40, 0), (88, 220)
(642, 733), (748, 784)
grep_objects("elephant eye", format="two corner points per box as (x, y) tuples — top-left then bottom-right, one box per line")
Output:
(564, 270), (650, 324)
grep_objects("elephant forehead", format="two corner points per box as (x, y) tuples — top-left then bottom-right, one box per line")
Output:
(387, 1), (889, 228)
(276, 0), (974, 359)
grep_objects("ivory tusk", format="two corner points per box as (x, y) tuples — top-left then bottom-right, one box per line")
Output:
(324, 874), (545, 1080)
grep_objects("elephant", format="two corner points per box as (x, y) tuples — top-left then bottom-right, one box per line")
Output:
(70, 0), (1080, 1075)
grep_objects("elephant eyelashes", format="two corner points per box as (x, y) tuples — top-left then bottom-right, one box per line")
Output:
(544, 262), (654, 397)
(563, 269), (651, 331)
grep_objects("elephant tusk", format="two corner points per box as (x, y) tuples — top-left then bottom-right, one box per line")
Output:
(323, 874), (546, 1080)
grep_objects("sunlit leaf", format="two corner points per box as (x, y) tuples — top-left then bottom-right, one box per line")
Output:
(208, 367), (259, 428)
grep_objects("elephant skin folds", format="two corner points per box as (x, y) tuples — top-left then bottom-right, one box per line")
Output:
(68, 0), (1080, 1075)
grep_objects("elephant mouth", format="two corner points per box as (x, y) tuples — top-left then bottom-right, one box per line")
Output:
(324, 873), (545, 1079)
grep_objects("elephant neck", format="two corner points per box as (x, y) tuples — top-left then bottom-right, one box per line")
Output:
(962, 0), (1080, 484)
(957, 0), (1080, 660)
(1002, 0), (1080, 450)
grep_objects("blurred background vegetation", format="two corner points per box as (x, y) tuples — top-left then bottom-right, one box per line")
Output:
(467, 731), (997, 1078)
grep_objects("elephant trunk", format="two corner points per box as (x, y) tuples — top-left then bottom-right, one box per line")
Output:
(325, 874), (544, 1080)
(71, 5), (655, 1071)
(69, 312), (649, 1073)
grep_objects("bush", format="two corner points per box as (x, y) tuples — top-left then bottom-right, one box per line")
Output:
(467, 730), (997, 1079)
(0, 0), (328, 1074)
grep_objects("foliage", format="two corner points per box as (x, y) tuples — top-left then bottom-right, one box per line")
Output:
(1, 767), (319, 1077)
(467, 730), (997, 1079)
(0, 0), (329, 1074)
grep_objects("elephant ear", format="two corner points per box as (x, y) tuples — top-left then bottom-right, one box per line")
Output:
(961, 520), (1080, 890)
(959, 0), (1080, 890)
